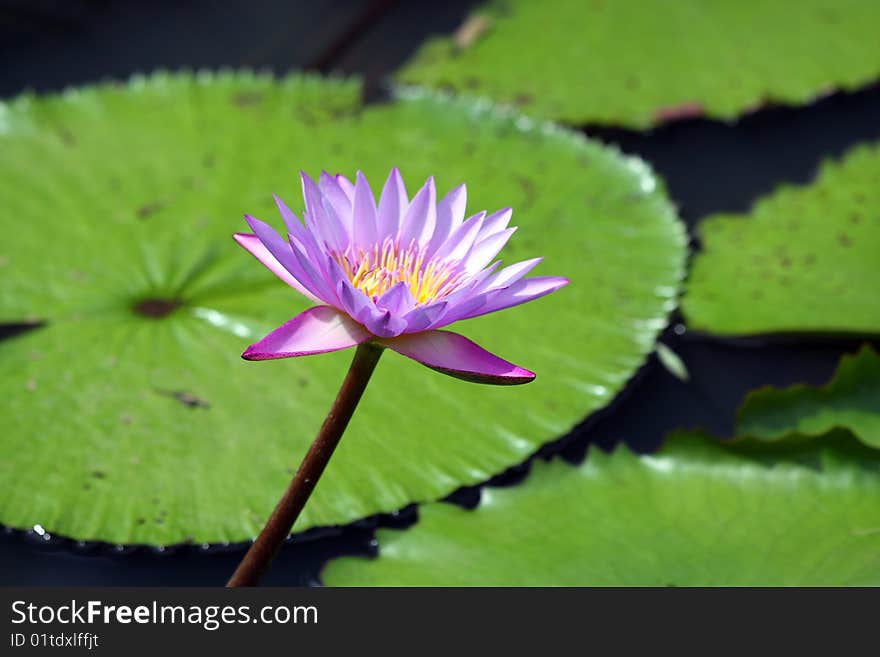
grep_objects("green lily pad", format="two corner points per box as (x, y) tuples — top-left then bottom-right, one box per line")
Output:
(683, 143), (880, 336)
(394, 0), (880, 128)
(738, 346), (880, 448)
(0, 72), (686, 545)
(323, 431), (880, 586)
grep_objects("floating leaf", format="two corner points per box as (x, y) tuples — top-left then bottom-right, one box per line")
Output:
(324, 431), (880, 586)
(395, 0), (880, 128)
(683, 143), (880, 336)
(0, 73), (686, 545)
(738, 346), (880, 447)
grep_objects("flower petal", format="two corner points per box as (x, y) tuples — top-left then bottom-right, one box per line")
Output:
(379, 330), (535, 385)
(242, 306), (370, 360)
(376, 280), (416, 315)
(377, 167), (409, 239)
(427, 182), (466, 255)
(402, 301), (449, 332)
(456, 276), (570, 322)
(272, 194), (304, 236)
(320, 171), (353, 220)
(352, 170), (379, 249)
(477, 207), (512, 240)
(244, 215), (333, 303)
(464, 227), (517, 274)
(432, 210), (486, 263)
(335, 173), (355, 201)
(399, 176), (437, 247)
(476, 257), (543, 292)
(232, 233), (320, 302)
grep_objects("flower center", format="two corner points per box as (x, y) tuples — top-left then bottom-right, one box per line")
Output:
(334, 238), (462, 305)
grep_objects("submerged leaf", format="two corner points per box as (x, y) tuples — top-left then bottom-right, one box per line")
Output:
(738, 346), (880, 447)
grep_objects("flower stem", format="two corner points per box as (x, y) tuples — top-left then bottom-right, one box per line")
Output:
(227, 343), (383, 587)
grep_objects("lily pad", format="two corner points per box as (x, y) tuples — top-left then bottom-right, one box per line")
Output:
(683, 142), (880, 336)
(324, 431), (880, 586)
(738, 346), (880, 447)
(394, 0), (880, 128)
(0, 72), (686, 545)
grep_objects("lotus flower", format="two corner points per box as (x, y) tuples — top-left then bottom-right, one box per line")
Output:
(234, 169), (568, 384)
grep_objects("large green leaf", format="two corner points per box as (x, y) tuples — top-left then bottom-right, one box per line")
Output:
(738, 346), (880, 447)
(394, 0), (880, 128)
(0, 73), (686, 545)
(323, 431), (880, 586)
(683, 143), (880, 336)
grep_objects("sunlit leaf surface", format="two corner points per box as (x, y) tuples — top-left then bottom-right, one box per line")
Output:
(0, 73), (685, 544)
(324, 431), (880, 586)
(683, 143), (880, 336)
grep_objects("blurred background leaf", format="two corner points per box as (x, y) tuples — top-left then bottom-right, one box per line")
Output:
(395, 0), (880, 127)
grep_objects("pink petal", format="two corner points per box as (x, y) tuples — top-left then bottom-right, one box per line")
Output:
(379, 330), (535, 385)
(377, 167), (409, 238)
(457, 276), (569, 322)
(320, 171), (353, 221)
(352, 171), (379, 248)
(464, 227), (517, 274)
(427, 182), (466, 254)
(233, 233), (321, 303)
(477, 207), (512, 240)
(399, 177), (437, 247)
(376, 281), (416, 315)
(432, 210), (486, 263)
(300, 172), (349, 253)
(244, 215), (333, 303)
(402, 301), (449, 332)
(478, 257), (543, 292)
(242, 306), (370, 360)
(272, 194), (304, 236)
(335, 173), (355, 201)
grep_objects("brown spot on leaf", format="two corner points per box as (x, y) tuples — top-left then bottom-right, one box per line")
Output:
(232, 91), (263, 107)
(453, 14), (492, 50)
(136, 201), (164, 220)
(837, 233), (853, 247)
(156, 388), (210, 409)
(58, 127), (76, 146)
(92, 470), (106, 479)
(514, 175), (536, 209)
(133, 299), (180, 317)
(513, 92), (533, 107)
(653, 102), (704, 123)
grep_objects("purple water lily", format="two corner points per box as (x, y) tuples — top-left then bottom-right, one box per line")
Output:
(234, 168), (568, 385)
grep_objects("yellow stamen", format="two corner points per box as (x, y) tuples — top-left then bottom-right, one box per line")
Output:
(333, 239), (462, 305)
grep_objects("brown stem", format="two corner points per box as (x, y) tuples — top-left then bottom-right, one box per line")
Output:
(227, 343), (383, 587)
